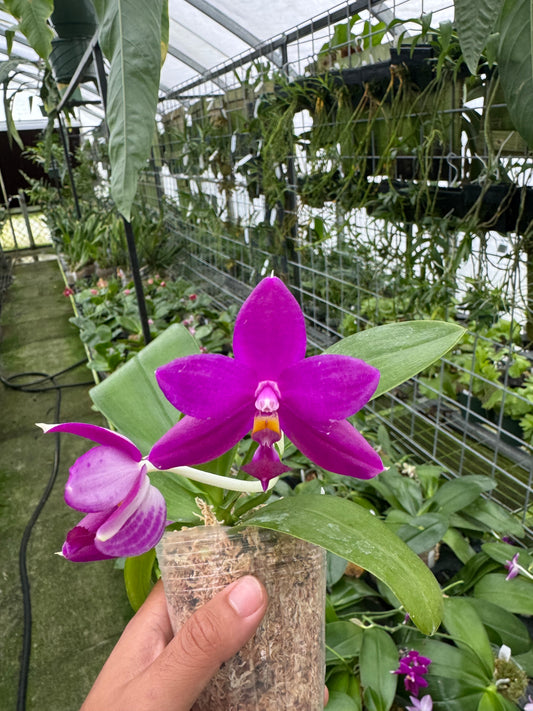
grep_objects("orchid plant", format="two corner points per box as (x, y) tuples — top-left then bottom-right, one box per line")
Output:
(40, 276), (464, 634)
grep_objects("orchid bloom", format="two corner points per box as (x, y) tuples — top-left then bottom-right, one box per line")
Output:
(149, 277), (384, 489)
(406, 695), (433, 711)
(505, 553), (520, 580)
(38, 423), (166, 561)
(393, 650), (431, 697)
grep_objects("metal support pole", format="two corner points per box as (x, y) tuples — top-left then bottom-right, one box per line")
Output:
(57, 115), (82, 219)
(17, 191), (36, 249)
(123, 218), (151, 344)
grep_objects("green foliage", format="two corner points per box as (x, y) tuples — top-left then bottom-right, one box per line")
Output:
(497, 0), (533, 149)
(93, 0), (164, 219)
(5, 0), (53, 59)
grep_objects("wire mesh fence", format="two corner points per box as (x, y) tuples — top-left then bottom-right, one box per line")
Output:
(134, 0), (533, 531)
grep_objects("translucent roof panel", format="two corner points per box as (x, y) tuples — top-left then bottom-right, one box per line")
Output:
(0, 0), (455, 126)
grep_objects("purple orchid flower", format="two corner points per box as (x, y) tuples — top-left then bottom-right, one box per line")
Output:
(38, 423), (166, 561)
(505, 553), (520, 580)
(149, 277), (384, 489)
(393, 650), (431, 696)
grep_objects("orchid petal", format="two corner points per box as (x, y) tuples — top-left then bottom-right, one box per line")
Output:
(149, 410), (253, 470)
(281, 411), (383, 479)
(241, 445), (291, 490)
(233, 277), (306, 377)
(62, 511), (116, 562)
(65, 446), (143, 512)
(155, 354), (256, 419)
(38, 422), (142, 461)
(96, 480), (167, 558)
(278, 355), (380, 424)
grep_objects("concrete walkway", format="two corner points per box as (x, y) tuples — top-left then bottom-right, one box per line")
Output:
(0, 254), (131, 710)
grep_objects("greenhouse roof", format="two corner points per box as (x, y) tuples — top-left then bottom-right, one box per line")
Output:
(0, 0), (454, 127)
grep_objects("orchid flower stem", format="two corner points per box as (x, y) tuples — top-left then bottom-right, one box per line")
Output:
(145, 462), (279, 493)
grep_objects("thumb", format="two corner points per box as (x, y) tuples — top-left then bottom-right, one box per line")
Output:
(130, 575), (268, 711)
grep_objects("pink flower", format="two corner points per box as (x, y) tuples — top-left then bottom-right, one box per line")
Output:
(189, 293), (197, 301)
(505, 553), (520, 580)
(123, 288), (131, 295)
(63, 287), (74, 297)
(147, 278), (154, 285)
(160, 281), (166, 288)
(90, 289), (98, 296)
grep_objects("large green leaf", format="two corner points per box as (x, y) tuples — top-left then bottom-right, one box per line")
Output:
(241, 495), (443, 635)
(93, 0), (164, 219)
(497, 0), (533, 148)
(468, 598), (532, 656)
(326, 321), (464, 399)
(442, 597), (494, 678)
(359, 627), (398, 711)
(90, 323), (199, 452)
(474, 572), (533, 615)
(455, 0), (502, 74)
(5, 0), (53, 59)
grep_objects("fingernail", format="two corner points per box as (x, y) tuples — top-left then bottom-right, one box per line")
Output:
(228, 575), (265, 618)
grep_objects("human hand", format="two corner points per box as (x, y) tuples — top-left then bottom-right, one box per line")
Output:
(80, 575), (268, 711)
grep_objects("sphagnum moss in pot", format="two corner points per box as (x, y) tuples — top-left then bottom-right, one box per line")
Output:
(40, 277), (462, 708)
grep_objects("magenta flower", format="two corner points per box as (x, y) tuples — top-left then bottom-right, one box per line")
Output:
(505, 553), (520, 580)
(38, 423), (166, 561)
(393, 650), (431, 696)
(149, 276), (383, 489)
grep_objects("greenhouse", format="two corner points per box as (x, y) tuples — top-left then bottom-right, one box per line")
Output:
(2, 0), (533, 709)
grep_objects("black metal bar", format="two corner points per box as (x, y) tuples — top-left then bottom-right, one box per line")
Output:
(166, 0), (373, 99)
(123, 219), (151, 344)
(92, 42), (109, 113)
(57, 115), (82, 220)
(56, 31), (99, 113)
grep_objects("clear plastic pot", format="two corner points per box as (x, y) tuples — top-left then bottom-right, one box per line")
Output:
(156, 525), (326, 710)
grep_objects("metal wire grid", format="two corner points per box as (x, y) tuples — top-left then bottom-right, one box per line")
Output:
(139, 198), (533, 530)
(137, 0), (533, 525)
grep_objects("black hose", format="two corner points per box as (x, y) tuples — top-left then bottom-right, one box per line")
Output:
(1, 360), (94, 711)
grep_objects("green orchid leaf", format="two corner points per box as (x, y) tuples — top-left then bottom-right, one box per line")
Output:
(326, 620), (363, 663)
(360, 627), (398, 711)
(393, 513), (448, 555)
(468, 598), (532, 656)
(93, 0), (164, 219)
(241, 495), (443, 635)
(474, 573), (533, 615)
(442, 597), (494, 678)
(148, 470), (203, 523)
(5, 0), (53, 59)
(123, 547), (156, 611)
(423, 475), (495, 516)
(478, 689), (520, 711)
(326, 321), (465, 399)
(325, 691), (361, 711)
(455, 0), (502, 74)
(482, 541), (532, 569)
(497, 0), (533, 148)
(90, 323), (199, 453)
(415, 638), (490, 690)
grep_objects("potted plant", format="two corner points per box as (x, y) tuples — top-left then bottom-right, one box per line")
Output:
(39, 276), (463, 708)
